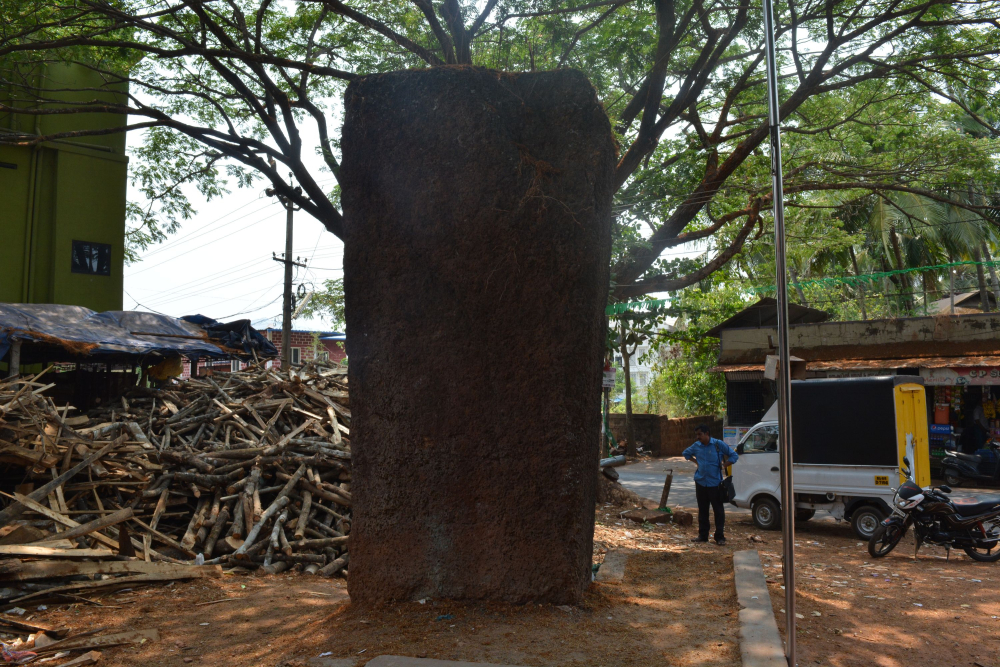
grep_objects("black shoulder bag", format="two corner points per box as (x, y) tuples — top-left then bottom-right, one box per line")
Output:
(714, 441), (736, 503)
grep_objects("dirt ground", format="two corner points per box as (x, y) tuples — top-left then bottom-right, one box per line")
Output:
(750, 516), (1000, 667)
(11, 495), (1000, 667)
(7, 500), (739, 667)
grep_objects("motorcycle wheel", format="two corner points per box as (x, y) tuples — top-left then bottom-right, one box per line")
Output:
(963, 543), (1000, 562)
(962, 521), (1000, 563)
(942, 470), (963, 487)
(868, 523), (904, 558)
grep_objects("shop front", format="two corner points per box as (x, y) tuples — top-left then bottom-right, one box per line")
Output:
(919, 360), (1000, 472)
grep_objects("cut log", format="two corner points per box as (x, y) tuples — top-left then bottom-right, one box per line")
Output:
(289, 536), (348, 550)
(180, 497), (210, 550)
(233, 496), (290, 555)
(294, 490), (312, 540)
(319, 552), (349, 577)
(149, 487), (169, 531)
(203, 505), (229, 557)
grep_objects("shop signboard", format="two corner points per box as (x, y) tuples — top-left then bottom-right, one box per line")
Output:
(723, 426), (750, 448)
(920, 366), (1000, 386)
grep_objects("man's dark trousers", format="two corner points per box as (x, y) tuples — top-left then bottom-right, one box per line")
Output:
(695, 482), (725, 541)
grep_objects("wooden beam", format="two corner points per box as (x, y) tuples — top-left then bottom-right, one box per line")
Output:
(36, 507), (133, 544)
(0, 559), (216, 582)
(0, 546), (113, 558)
(0, 438), (120, 525)
(9, 493), (119, 550)
(11, 570), (221, 603)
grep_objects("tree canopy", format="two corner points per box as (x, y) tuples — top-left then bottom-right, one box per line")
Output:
(3, 0), (1000, 295)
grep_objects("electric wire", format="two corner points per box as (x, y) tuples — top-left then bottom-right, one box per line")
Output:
(137, 197), (273, 259)
(126, 206), (282, 277)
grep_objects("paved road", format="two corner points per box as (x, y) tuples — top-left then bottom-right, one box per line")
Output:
(616, 457), (726, 512)
(616, 457), (1000, 533)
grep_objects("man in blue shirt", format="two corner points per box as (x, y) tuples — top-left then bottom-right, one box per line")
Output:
(683, 424), (738, 545)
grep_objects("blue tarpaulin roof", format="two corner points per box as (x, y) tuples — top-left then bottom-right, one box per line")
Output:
(0, 303), (277, 363)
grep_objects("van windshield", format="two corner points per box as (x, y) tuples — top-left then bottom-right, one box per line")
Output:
(743, 425), (779, 453)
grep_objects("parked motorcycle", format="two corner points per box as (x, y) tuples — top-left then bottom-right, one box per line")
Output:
(941, 440), (1000, 487)
(869, 458), (1000, 562)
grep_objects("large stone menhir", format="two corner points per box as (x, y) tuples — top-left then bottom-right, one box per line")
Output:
(341, 67), (616, 605)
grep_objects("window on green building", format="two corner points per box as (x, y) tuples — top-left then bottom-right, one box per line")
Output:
(71, 241), (112, 276)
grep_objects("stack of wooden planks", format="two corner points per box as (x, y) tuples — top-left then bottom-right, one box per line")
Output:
(0, 359), (353, 610)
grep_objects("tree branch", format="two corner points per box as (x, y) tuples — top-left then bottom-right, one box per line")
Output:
(616, 205), (760, 297)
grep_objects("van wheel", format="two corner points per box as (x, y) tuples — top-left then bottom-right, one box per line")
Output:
(851, 505), (885, 540)
(795, 509), (815, 522)
(752, 497), (781, 531)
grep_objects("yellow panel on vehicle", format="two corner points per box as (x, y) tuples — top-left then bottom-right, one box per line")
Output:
(894, 383), (931, 487)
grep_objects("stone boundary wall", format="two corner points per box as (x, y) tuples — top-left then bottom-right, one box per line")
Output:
(608, 414), (723, 456)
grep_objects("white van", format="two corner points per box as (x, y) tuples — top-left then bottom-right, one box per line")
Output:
(731, 376), (931, 539)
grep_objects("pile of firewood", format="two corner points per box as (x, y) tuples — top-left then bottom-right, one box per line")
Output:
(0, 359), (353, 609)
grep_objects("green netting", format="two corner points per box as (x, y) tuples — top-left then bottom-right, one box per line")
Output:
(605, 259), (1000, 314)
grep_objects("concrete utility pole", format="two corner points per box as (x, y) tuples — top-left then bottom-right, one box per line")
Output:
(620, 321), (636, 457)
(762, 1), (797, 664)
(951, 268), (956, 315)
(267, 174), (304, 368)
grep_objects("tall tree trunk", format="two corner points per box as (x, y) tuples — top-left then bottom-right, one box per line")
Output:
(981, 242), (1000, 309)
(789, 267), (809, 306)
(973, 246), (990, 312)
(848, 246), (868, 320)
(620, 321), (636, 458)
(888, 228), (912, 314)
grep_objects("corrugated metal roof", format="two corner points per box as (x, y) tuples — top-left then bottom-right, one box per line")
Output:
(711, 355), (1000, 374)
(705, 297), (830, 338)
(709, 363), (765, 372)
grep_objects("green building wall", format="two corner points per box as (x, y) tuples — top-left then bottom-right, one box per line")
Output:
(0, 62), (128, 312)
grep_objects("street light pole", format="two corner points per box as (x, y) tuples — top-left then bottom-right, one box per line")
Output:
(762, 1), (797, 665)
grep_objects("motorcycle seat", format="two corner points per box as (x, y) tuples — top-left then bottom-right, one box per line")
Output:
(952, 496), (1000, 516)
(949, 451), (983, 463)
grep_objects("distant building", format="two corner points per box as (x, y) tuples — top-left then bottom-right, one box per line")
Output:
(613, 324), (674, 389)
(927, 292), (998, 315)
(261, 328), (346, 369)
(178, 329), (344, 378)
(709, 299), (1000, 450)
(0, 62), (129, 311)
(613, 341), (653, 388)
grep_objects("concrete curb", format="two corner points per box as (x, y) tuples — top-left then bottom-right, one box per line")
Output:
(364, 657), (524, 667)
(733, 550), (786, 667)
(594, 549), (629, 583)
